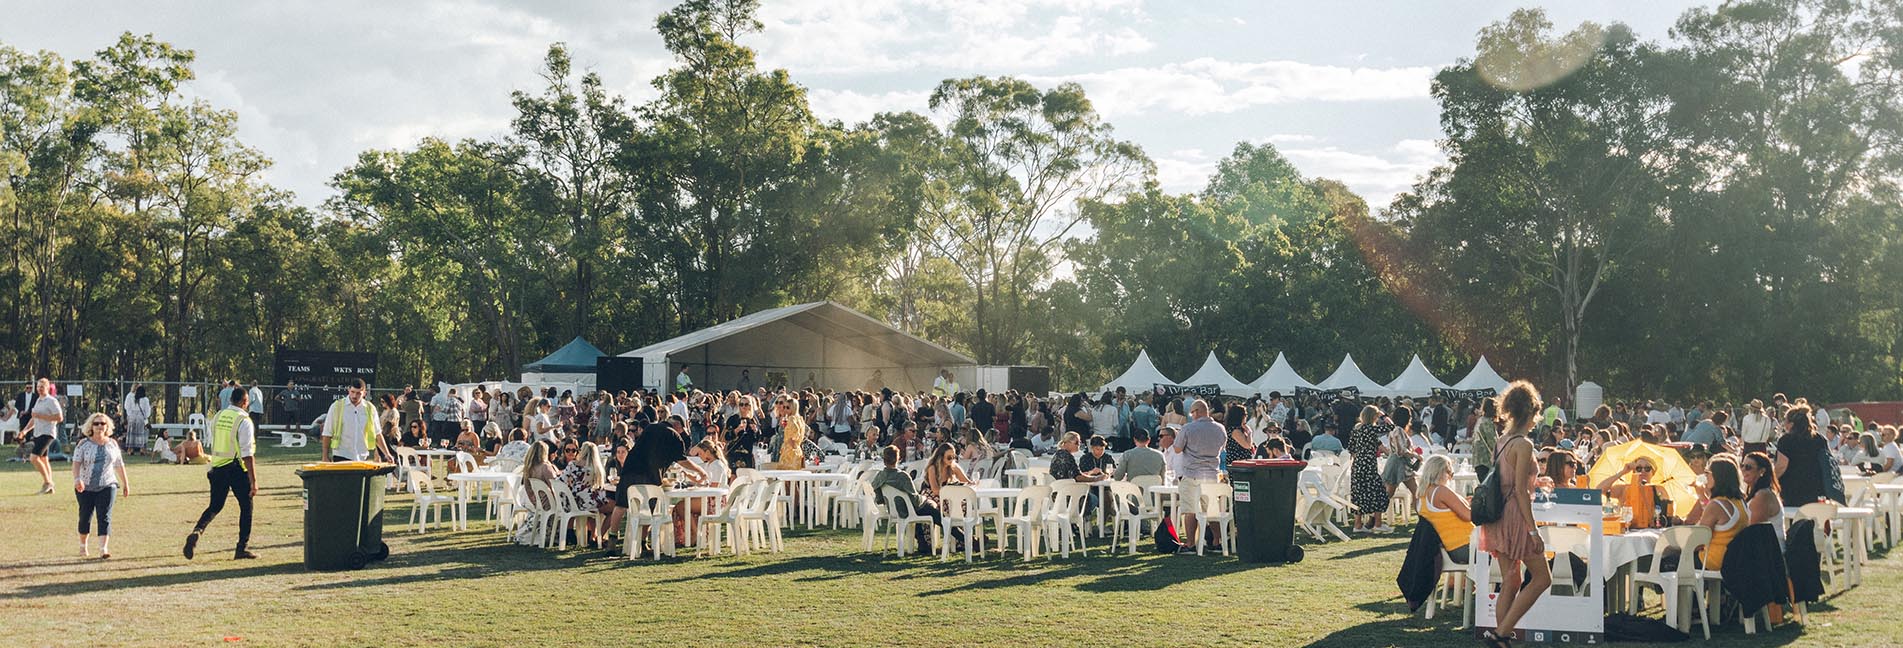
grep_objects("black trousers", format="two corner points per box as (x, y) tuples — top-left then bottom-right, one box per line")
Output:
(76, 487), (117, 535)
(194, 462), (253, 546)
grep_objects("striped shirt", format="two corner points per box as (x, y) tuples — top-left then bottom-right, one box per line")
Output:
(72, 438), (124, 491)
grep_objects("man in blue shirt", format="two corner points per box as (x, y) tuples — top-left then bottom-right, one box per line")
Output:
(1307, 422), (1345, 455)
(1682, 411), (1726, 449)
(1129, 394), (1160, 441)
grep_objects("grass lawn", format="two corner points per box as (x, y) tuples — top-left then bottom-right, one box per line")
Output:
(4, 445), (1900, 647)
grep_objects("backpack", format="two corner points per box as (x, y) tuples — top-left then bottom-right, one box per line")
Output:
(1469, 436), (1518, 525)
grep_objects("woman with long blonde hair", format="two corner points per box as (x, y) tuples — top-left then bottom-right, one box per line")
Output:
(774, 398), (809, 469)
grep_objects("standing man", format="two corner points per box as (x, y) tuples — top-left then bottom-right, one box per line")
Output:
(398, 386), (421, 431)
(1129, 394), (1160, 442)
(277, 380), (303, 426)
(246, 382), (265, 420)
(932, 370), (958, 398)
(184, 388), (258, 560)
(321, 379), (389, 463)
(1173, 400), (1226, 552)
(428, 387), (456, 447)
(737, 369), (754, 394)
(675, 366), (693, 394)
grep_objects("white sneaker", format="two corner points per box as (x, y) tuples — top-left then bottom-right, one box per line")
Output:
(1372, 524), (1395, 533)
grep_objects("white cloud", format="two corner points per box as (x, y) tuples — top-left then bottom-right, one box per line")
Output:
(1279, 138), (1445, 208)
(755, 0), (1151, 74)
(1155, 154), (1217, 194)
(1030, 58), (1436, 118)
(1262, 134), (1320, 145)
(805, 89), (933, 125)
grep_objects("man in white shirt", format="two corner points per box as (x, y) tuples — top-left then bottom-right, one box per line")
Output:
(247, 383), (265, 418)
(675, 366), (693, 393)
(932, 370), (959, 398)
(1644, 401), (1671, 425)
(322, 379), (390, 463)
(1739, 399), (1776, 454)
(667, 393), (690, 422)
(429, 388), (456, 446)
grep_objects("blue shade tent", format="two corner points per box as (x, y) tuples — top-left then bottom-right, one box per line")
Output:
(522, 337), (607, 374)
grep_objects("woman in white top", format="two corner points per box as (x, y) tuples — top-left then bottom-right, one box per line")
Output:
(28, 379), (64, 494)
(527, 398), (559, 443)
(1739, 451), (1785, 546)
(122, 385), (153, 454)
(1090, 394), (1120, 443)
(71, 413), (130, 558)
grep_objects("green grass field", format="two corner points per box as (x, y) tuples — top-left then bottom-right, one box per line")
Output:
(3, 445), (1900, 647)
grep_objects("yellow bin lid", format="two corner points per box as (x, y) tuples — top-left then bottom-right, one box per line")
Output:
(299, 461), (394, 471)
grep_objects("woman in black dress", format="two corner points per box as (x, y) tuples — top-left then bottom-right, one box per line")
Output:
(1348, 404), (1394, 532)
(1773, 404), (1829, 506)
(725, 396), (762, 470)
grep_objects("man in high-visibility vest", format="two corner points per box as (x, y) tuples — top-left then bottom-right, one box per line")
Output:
(184, 388), (258, 560)
(322, 379), (390, 463)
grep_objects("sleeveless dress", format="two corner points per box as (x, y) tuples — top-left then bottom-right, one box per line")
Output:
(1478, 435), (1544, 561)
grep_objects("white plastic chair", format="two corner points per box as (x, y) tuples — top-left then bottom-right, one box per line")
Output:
(938, 485), (985, 563)
(1633, 525), (1713, 639)
(881, 485), (937, 558)
(1796, 502), (1853, 591)
(1297, 469), (1353, 542)
(624, 485), (676, 559)
(1539, 525), (1589, 596)
(550, 485), (602, 550)
(1108, 481), (1159, 555)
(699, 481), (756, 557)
(1044, 480), (1091, 558)
(740, 478), (785, 553)
(1000, 485), (1051, 559)
(1424, 542), (1473, 626)
(1194, 482), (1236, 556)
(407, 468), (458, 533)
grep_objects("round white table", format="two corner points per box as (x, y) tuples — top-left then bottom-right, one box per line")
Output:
(774, 473), (852, 528)
(446, 470), (518, 530)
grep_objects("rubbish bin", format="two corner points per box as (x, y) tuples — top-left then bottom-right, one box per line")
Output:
(1227, 459), (1307, 563)
(296, 462), (397, 571)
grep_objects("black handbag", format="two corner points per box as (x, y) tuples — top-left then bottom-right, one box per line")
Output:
(1469, 437), (1515, 524)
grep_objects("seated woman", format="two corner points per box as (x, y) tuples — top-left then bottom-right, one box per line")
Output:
(557, 442), (615, 545)
(511, 442), (560, 545)
(1538, 449), (1588, 490)
(401, 420), (429, 448)
(1417, 454), (1474, 563)
(452, 422), (486, 470)
(1687, 455), (1746, 570)
(1597, 456), (1670, 529)
(958, 426), (993, 463)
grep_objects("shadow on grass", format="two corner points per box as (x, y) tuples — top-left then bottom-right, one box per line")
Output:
(1327, 540), (1412, 561)
(289, 545), (595, 591)
(8, 560), (307, 599)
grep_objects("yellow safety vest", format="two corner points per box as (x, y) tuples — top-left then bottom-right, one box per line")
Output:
(209, 407), (250, 471)
(327, 399), (379, 456)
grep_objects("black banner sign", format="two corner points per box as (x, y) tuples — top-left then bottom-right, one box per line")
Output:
(1294, 386), (1362, 401)
(1431, 387), (1497, 401)
(1154, 383), (1222, 398)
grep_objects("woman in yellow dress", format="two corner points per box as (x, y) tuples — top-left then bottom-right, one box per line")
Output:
(775, 398), (808, 469)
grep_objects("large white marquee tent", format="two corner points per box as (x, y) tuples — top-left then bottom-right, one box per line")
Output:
(1316, 353), (1392, 395)
(1249, 352), (1315, 395)
(1099, 349), (1177, 393)
(1103, 350), (1513, 399)
(1384, 354), (1453, 398)
(620, 301), (977, 393)
(1179, 351), (1256, 396)
(1453, 355), (1511, 392)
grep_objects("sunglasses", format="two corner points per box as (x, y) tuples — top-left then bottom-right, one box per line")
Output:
(1634, 466), (1654, 473)
(564, 448), (579, 454)
(89, 422), (108, 427)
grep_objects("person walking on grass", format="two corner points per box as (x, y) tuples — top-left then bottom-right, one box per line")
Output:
(1477, 381), (1551, 647)
(72, 413), (130, 558)
(184, 388), (259, 560)
(321, 379), (389, 463)
(27, 378), (63, 494)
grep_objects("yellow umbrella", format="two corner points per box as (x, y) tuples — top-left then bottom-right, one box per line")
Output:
(1584, 440), (1699, 517)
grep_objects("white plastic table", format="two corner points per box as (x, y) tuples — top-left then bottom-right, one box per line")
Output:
(414, 448), (459, 478)
(446, 471), (517, 530)
(1874, 483), (1903, 546)
(667, 486), (729, 547)
(774, 473), (851, 528)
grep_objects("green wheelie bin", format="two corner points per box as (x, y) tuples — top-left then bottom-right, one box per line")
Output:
(296, 462), (397, 571)
(1226, 459), (1307, 563)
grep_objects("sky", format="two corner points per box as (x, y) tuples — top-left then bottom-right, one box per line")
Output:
(3, 0), (1707, 210)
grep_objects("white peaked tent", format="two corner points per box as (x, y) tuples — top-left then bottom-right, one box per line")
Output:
(1317, 353), (1391, 395)
(1249, 352), (1316, 395)
(1384, 354), (1452, 398)
(1453, 356), (1511, 392)
(1180, 351), (1256, 396)
(1100, 349), (1178, 393)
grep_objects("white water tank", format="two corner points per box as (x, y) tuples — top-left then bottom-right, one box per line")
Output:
(1575, 381), (1603, 420)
